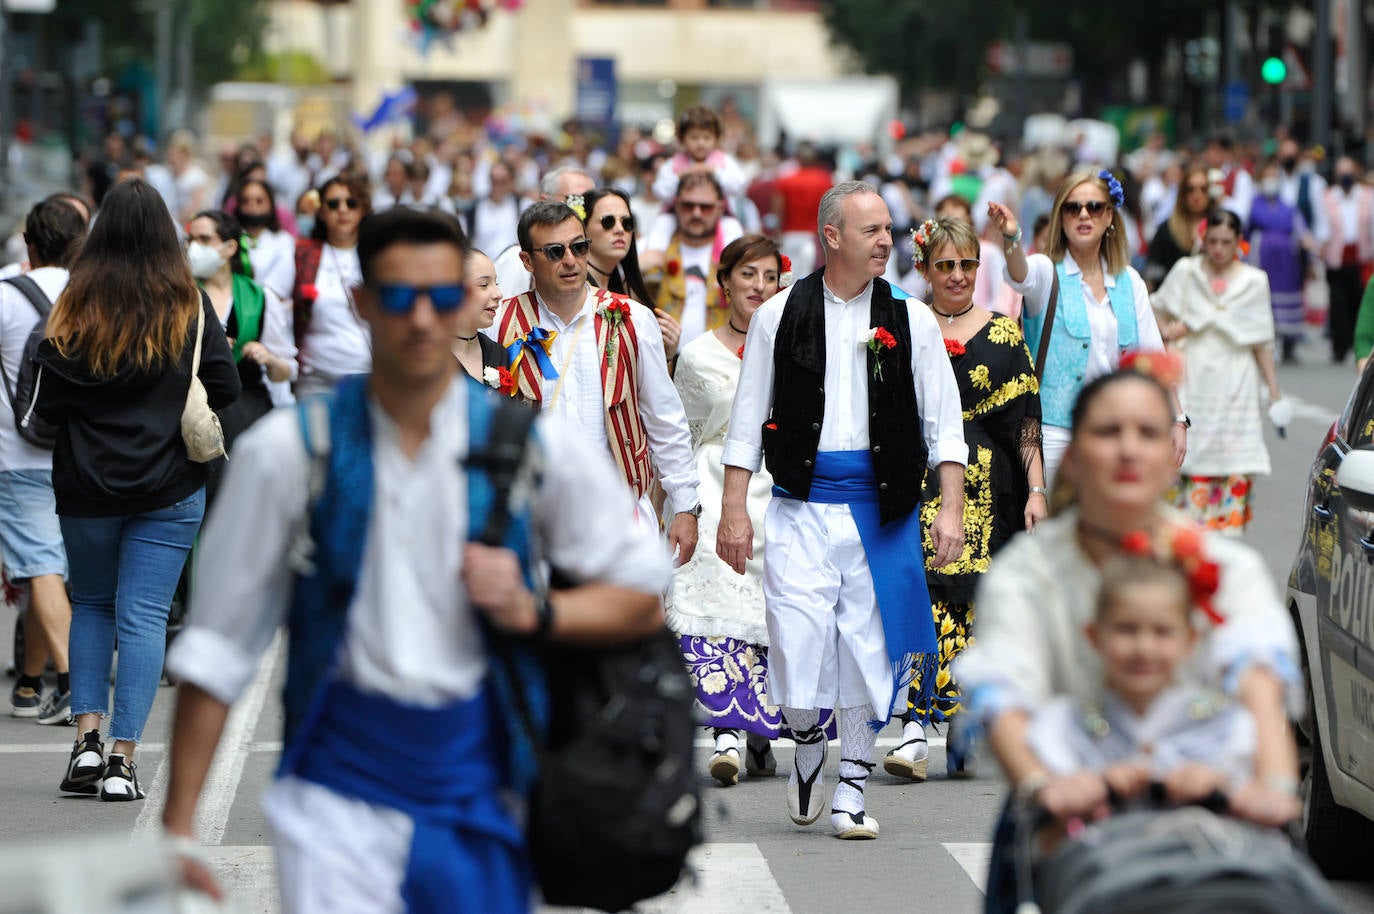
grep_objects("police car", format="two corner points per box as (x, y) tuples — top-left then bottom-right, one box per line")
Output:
(1289, 369), (1374, 877)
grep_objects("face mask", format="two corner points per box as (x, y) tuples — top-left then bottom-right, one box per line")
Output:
(1280, 156), (1298, 172)
(1340, 174), (1357, 191)
(1260, 177), (1280, 197)
(238, 212), (272, 229)
(187, 241), (227, 279)
(296, 215), (316, 238)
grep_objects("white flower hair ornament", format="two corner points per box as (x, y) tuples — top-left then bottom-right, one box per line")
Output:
(565, 194), (587, 221)
(910, 218), (939, 270)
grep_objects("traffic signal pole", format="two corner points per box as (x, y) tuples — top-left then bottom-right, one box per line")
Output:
(1313, 0), (1332, 155)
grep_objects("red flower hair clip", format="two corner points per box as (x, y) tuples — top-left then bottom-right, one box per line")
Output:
(1119, 348), (1184, 387)
(1119, 522), (1225, 625)
(943, 338), (966, 358)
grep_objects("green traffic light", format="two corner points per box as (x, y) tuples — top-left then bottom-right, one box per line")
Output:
(1261, 56), (1287, 85)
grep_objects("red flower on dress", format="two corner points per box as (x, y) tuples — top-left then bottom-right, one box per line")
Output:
(496, 367), (518, 397)
(300, 283), (319, 303)
(737, 344), (745, 359)
(765, 422), (778, 430)
(943, 338), (966, 357)
(666, 259), (682, 277)
(780, 255), (793, 273)
(1230, 478), (1250, 497)
(1120, 529), (1153, 555)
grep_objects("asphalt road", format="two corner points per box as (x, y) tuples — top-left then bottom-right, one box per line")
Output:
(0, 334), (1372, 913)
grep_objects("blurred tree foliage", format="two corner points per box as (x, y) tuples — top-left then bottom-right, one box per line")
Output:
(53, 0), (269, 89)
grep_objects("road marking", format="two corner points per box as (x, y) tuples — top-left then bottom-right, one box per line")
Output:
(1285, 394), (1339, 427)
(944, 842), (991, 894)
(134, 634), (281, 843)
(0, 742), (168, 754)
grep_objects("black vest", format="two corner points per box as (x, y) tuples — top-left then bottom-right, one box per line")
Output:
(762, 269), (927, 524)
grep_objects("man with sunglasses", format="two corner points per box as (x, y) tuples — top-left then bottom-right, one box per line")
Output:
(160, 206), (673, 914)
(645, 172), (744, 357)
(494, 201), (701, 562)
(493, 166), (596, 298)
(718, 181), (968, 840)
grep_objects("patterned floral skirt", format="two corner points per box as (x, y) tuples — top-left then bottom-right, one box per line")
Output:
(904, 600), (974, 725)
(678, 635), (836, 740)
(1171, 474), (1254, 535)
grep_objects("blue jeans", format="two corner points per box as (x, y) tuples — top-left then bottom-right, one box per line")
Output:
(61, 488), (205, 742)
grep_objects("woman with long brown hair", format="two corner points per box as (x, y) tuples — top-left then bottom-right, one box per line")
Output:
(36, 178), (240, 802)
(292, 174), (370, 397)
(1144, 163), (1213, 289)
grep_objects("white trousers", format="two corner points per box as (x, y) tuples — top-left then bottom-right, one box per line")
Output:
(762, 499), (895, 715)
(1042, 425), (1070, 492)
(264, 776), (414, 914)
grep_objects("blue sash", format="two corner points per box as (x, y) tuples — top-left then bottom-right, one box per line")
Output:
(288, 682), (530, 914)
(774, 449), (937, 726)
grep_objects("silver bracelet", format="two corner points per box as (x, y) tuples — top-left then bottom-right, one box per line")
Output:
(1028, 485), (1048, 496)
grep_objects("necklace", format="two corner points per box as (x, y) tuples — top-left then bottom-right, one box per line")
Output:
(929, 300), (975, 325)
(456, 333), (478, 342)
(728, 319), (748, 335)
(587, 261), (612, 276)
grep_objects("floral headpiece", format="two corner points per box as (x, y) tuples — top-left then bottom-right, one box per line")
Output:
(1119, 523), (1224, 626)
(909, 218), (939, 270)
(565, 193), (586, 221)
(1119, 348), (1184, 387)
(779, 254), (793, 288)
(1098, 169), (1125, 208)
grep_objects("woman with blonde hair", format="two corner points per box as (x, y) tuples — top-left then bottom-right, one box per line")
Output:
(989, 169), (1181, 486)
(1145, 163), (1213, 289)
(36, 178), (240, 802)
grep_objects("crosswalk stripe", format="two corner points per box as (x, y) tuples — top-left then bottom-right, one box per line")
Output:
(943, 842), (992, 894)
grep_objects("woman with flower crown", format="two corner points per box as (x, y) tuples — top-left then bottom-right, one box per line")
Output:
(988, 169), (1181, 487)
(665, 235), (834, 785)
(881, 217), (1045, 782)
(955, 358), (1302, 912)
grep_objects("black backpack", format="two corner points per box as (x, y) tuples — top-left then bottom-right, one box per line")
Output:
(1, 275), (58, 450)
(471, 398), (701, 913)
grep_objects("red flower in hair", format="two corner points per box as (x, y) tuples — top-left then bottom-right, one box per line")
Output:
(666, 260), (682, 277)
(1119, 349), (1184, 387)
(943, 338), (966, 357)
(780, 255), (793, 273)
(301, 283), (319, 303)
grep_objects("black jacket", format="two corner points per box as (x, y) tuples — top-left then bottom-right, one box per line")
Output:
(35, 296), (241, 517)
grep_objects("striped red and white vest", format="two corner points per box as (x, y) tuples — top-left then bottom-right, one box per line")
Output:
(495, 289), (655, 498)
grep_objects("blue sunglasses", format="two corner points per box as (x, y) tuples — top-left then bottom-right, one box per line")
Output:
(374, 283), (467, 315)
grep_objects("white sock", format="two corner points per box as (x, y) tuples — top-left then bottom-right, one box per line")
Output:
(901, 718), (927, 745)
(832, 705), (878, 815)
(783, 707), (824, 784)
(713, 728), (740, 754)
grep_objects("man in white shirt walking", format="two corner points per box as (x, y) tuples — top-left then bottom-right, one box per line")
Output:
(1, 196), (87, 724)
(717, 182), (968, 839)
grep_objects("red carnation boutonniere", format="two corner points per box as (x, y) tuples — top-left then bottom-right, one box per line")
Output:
(666, 259), (682, 277)
(862, 326), (898, 381)
(598, 297), (632, 358)
(943, 338), (966, 358)
(778, 254), (794, 287)
(497, 367), (518, 397)
(300, 283), (319, 303)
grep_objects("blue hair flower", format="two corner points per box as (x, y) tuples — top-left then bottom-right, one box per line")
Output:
(1099, 169), (1126, 208)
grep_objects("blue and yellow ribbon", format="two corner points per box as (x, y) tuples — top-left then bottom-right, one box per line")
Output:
(505, 326), (560, 383)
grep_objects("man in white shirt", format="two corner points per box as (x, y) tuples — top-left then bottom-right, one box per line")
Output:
(493, 202), (701, 559)
(466, 161), (525, 261)
(0, 197), (86, 724)
(717, 182), (968, 840)
(160, 207), (673, 913)
(493, 166), (596, 298)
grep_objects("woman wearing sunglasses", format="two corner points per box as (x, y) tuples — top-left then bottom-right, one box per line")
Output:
(989, 169), (1179, 487)
(582, 187), (655, 307)
(882, 217), (1046, 782)
(292, 175), (371, 397)
(1145, 163), (1214, 290)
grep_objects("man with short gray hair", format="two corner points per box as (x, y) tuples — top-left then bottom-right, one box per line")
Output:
(717, 181), (967, 840)
(494, 167), (597, 296)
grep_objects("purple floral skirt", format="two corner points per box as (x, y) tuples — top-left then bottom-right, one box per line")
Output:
(678, 635), (836, 740)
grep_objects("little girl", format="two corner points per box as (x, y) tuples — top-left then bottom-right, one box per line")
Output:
(1025, 546), (1255, 813)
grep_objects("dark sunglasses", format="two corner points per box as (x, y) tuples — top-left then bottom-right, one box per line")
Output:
(931, 258), (980, 274)
(324, 197), (361, 211)
(1062, 200), (1110, 217)
(532, 239), (592, 262)
(374, 283), (466, 315)
(598, 214), (636, 233)
(676, 199), (718, 213)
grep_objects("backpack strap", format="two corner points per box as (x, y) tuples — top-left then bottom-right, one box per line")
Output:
(287, 394), (333, 576)
(0, 276), (53, 409)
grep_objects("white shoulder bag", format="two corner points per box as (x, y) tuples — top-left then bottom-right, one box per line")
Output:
(181, 303), (227, 463)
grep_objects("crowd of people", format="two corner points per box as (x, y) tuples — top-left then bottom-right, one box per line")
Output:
(0, 101), (1332, 911)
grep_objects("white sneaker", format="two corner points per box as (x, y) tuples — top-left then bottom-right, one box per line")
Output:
(882, 720), (929, 782)
(786, 732), (827, 825)
(99, 754), (145, 802)
(831, 810), (880, 839)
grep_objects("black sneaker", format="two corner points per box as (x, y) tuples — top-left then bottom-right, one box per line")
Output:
(99, 754), (145, 802)
(60, 729), (104, 795)
(11, 681), (41, 718)
(36, 689), (72, 726)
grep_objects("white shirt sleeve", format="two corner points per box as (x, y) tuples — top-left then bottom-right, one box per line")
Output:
(720, 290), (785, 473)
(164, 410), (309, 704)
(908, 304), (969, 467)
(261, 288), (299, 382)
(533, 413), (674, 594)
(631, 306), (701, 515)
(1128, 267), (1165, 352)
(1005, 253), (1056, 318)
